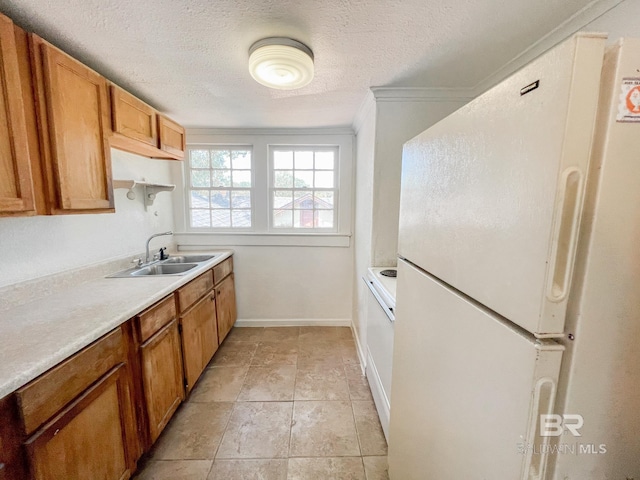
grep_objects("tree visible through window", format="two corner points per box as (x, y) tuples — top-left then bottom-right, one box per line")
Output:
(271, 147), (337, 230)
(188, 147), (252, 228)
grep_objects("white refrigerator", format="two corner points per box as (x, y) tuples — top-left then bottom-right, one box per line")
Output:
(389, 32), (640, 480)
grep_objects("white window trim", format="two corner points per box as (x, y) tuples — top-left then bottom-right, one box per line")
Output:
(172, 129), (354, 247)
(268, 145), (339, 233)
(185, 145), (255, 232)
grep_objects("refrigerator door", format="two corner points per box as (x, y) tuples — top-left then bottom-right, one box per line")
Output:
(388, 259), (563, 480)
(398, 33), (606, 337)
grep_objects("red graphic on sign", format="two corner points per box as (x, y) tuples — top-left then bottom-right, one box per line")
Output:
(626, 86), (640, 113)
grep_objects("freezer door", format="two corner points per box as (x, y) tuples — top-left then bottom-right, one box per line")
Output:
(398, 33), (606, 336)
(388, 260), (564, 480)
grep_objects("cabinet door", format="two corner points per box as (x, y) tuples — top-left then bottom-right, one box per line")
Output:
(34, 36), (114, 213)
(180, 292), (218, 394)
(24, 364), (137, 480)
(216, 273), (237, 344)
(157, 115), (185, 159)
(139, 319), (184, 444)
(0, 14), (34, 216)
(110, 85), (157, 147)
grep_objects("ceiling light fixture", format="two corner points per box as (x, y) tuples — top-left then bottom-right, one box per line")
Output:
(248, 37), (314, 90)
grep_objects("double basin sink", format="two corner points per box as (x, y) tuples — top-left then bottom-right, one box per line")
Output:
(108, 254), (218, 278)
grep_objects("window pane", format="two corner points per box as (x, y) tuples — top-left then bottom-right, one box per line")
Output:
(190, 209), (211, 227)
(274, 190), (293, 208)
(294, 171), (313, 188)
(294, 209), (314, 228)
(315, 210), (334, 228)
(275, 170), (294, 188)
(232, 210), (252, 227)
(274, 150), (293, 169)
(212, 209), (231, 227)
(190, 150), (210, 168)
(315, 151), (334, 170)
(232, 150), (251, 169)
(191, 170), (210, 188)
(190, 190), (210, 208)
(295, 192), (314, 210)
(274, 210), (293, 227)
(211, 150), (231, 168)
(295, 151), (313, 169)
(314, 191), (334, 209)
(212, 170), (231, 187)
(314, 171), (334, 188)
(233, 170), (252, 187)
(211, 190), (230, 208)
(231, 190), (251, 208)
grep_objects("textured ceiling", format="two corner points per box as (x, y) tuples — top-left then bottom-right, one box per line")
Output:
(0, 0), (615, 128)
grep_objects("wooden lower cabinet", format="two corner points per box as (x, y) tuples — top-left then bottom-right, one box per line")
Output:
(139, 319), (184, 445)
(216, 273), (237, 344)
(180, 291), (218, 394)
(24, 364), (136, 480)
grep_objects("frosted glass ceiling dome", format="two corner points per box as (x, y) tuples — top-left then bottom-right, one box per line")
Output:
(248, 37), (314, 90)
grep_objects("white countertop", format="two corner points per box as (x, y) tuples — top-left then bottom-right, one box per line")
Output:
(0, 250), (232, 398)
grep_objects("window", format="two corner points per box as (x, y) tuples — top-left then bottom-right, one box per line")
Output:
(187, 147), (252, 229)
(271, 147), (337, 231)
(180, 131), (353, 245)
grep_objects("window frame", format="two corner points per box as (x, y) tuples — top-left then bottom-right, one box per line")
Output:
(185, 145), (255, 232)
(268, 145), (340, 233)
(176, 130), (354, 247)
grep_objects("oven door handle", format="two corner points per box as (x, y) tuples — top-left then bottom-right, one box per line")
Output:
(363, 276), (395, 322)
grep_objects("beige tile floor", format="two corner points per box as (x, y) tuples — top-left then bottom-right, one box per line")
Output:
(134, 326), (389, 480)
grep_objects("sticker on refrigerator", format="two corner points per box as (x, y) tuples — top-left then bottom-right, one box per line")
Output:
(616, 77), (640, 122)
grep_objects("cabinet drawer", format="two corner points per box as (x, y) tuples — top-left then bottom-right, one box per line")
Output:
(176, 271), (214, 312)
(15, 327), (125, 435)
(136, 295), (176, 343)
(213, 257), (233, 285)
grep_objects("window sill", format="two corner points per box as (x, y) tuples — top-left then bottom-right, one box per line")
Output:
(173, 232), (351, 247)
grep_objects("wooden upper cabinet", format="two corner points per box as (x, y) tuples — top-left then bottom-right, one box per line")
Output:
(109, 83), (185, 161)
(30, 35), (114, 214)
(158, 115), (185, 159)
(110, 85), (158, 148)
(0, 14), (35, 216)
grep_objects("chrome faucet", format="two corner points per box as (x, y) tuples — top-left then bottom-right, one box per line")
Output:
(145, 231), (173, 264)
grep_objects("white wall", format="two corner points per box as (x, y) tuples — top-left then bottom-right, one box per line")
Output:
(0, 149), (178, 287)
(176, 129), (355, 324)
(371, 98), (469, 266)
(581, 0), (640, 41)
(352, 94), (377, 355)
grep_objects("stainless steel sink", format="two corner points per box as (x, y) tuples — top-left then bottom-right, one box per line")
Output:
(130, 263), (198, 276)
(107, 252), (223, 278)
(107, 262), (198, 278)
(162, 254), (217, 263)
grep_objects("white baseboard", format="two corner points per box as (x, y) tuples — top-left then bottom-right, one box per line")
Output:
(235, 318), (351, 327)
(351, 320), (367, 374)
(366, 348), (391, 442)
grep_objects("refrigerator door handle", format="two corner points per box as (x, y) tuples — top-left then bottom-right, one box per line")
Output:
(522, 377), (558, 480)
(546, 167), (583, 302)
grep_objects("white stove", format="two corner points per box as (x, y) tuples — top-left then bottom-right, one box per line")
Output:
(363, 266), (397, 441)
